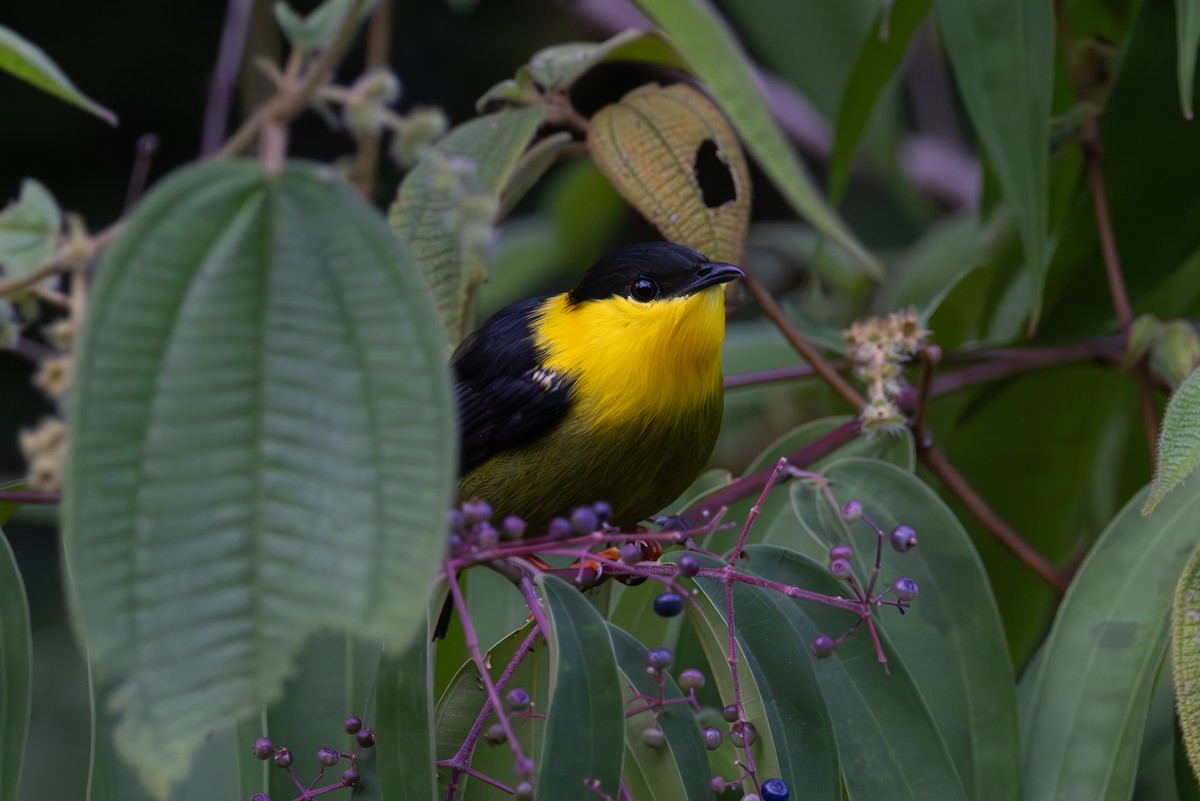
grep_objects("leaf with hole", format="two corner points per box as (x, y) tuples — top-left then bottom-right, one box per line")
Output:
(64, 160), (454, 798)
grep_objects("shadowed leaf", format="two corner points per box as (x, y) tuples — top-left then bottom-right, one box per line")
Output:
(0, 531), (30, 801)
(1177, 0), (1200, 118)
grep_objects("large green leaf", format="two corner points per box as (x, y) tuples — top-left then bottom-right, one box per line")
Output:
(791, 459), (1020, 800)
(0, 530), (31, 801)
(1145, 365), (1200, 514)
(932, 0), (1053, 323)
(1177, 0), (1200, 118)
(607, 625), (712, 801)
(0, 24), (116, 124)
(829, 0), (933, 202)
(1174, 543), (1200, 786)
(1019, 483), (1200, 800)
(64, 160), (454, 797)
(632, 0), (880, 275)
(376, 622), (437, 801)
(536, 576), (624, 801)
(390, 105), (546, 346)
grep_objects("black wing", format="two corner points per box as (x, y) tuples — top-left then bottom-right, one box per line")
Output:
(452, 296), (574, 474)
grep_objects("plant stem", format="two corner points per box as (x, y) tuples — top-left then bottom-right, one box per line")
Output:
(201, 0), (254, 155)
(352, 0), (392, 198)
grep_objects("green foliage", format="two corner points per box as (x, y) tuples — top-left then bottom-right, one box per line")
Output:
(1175, 544), (1200, 789)
(0, 24), (116, 124)
(1146, 365), (1200, 514)
(0, 531), (30, 801)
(0, 179), (60, 278)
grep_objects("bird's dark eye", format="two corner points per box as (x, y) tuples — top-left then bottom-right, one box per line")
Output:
(630, 277), (659, 302)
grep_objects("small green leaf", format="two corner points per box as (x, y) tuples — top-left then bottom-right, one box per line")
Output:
(65, 160), (454, 798)
(1175, 543), (1200, 785)
(1020, 483), (1200, 800)
(527, 29), (687, 92)
(607, 625), (711, 801)
(390, 105), (546, 346)
(0, 25), (116, 125)
(0, 179), (61, 278)
(498, 132), (572, 219)
(933, 0), (1053, 324)
(537, 576), (624, 801)
(0, 530), (31, 801)
(273, 0), (374, 50)
(1145, 365), (1200, 514)
(829, 0), (932, 202)
(1177, 0), (1200, 118)
(632, 0), (880, 275)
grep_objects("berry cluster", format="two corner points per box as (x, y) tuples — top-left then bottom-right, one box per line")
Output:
(246, 716), (376, 800)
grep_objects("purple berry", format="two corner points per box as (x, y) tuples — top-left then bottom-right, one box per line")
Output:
(341, 768), (360, 787)
(890, 525), (917, 552)
(446, 509), (464, 533)
(316, 747), (340, 766)
(678, 667), (706, 690)
(501, 515), (527, 540)
(721, 704), (739, 723)
(485, 723), (506, 745)
(676, 553), (700, 577)
(273, 748), (293, 768)
(841, 500), (863, 522)
(829, 544), (853, 561)
(356, 729), (375, 748)
(344, 716), (362, 734)
(506, 687), (531, 711)
(645, 648), (673, 671)
(619, 543), (643, 564)
(729, 720), (757, 747)
(514, 756), (535, 778)
(476, 522), (499, 547)
(547, 516), (572, 539)
(640, 725), (665, 748)
(828, 558), (852, 578)
(811, 634), (835, 658)
(252, 737), (274, 759)
(592, 500), (613, 524)
(515, 782), (534, 801)
(654, 592), (684, 617)
(761, 777), (791, 801)
(702, 726), (723, 750)
(462, 499), (492, 525)
(893, 577), (919, 601)
(570, 505), (599, 534)
(709, 775), (727, 794)
(250, 794), (270, 801)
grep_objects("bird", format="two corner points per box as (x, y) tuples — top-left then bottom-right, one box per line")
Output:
(453, 241), (744, 533)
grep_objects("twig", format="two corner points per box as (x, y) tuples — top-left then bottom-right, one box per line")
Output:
(124, 134), (160, 212)
(202, 0), (255, 155)
(0, 490), (60, 505)
(919, 444), (1068, 593)
(0, 225), (120, 298)
(351, 0), (393, 198)
(739, 267), (865, 410)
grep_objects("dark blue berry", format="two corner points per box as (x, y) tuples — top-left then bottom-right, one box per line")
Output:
(654, 592), (684, 617)
(761, 777), (790, 801)
(645, 648), (673, 671)
(570, 505), (599, 534)
(592, 500), (613, 524)
(676, 553), (700, 576)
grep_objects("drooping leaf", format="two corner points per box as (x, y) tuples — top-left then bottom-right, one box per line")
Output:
(64, 160), (454, 797)
(273, 0), (375, 50)
(497, 132), (572, 219)
(526, 29), (687, 93)
(1145, 365), (1200, 514)
(829, 0), (933, 202)
(1174, 542), (1200, 785)
(632, 0), (880, 275)
(0, 178), (61, 278)
(607, 625), (712, 801)
(390, 105), (546, 346)
(1020, 483), (1200, 800)
(0, 530), (31, 801)
(589, 82), (752, 264)
(791, 459), (1020, 800)
(0, 24), (116, 124)
(1177, 0), (1200, 118)
(536, 576), (624, 801)
(932, 0), (1053, 324)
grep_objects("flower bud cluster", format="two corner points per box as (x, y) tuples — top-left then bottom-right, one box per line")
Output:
(844, 310), (928, 436)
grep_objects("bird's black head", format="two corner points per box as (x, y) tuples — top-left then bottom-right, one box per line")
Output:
(566, 242), (744, 305)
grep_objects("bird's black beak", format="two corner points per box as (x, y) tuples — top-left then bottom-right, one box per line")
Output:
(681, 261), (744, 295)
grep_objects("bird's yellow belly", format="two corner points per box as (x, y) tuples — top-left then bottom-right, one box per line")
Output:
(458, 389), (723, 533)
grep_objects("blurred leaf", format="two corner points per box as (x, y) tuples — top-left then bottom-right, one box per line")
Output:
(1175, 543), (1200, 785)
(1177, 0), (1200, 118)
(875, 214), (982, 319)
(791, 459), (1020, 800)
(390, 105), (545, 346)
(684, 551), (840, 798)
(498, 132), (571, 219)
(589, 82), (752, 264)
(1145, 365), (1200, 514)
(537, 576), (623, 801)
(0, 480), (25, 526)
(633, 0), (880, 275)
(1020, 483), (1200, 800)
(1136, 656), (1183, 801)
(933, 0), (1052, 324)
(273, 0), (374, 50)
(829, 0), (933, 202)
(527, 29), (687, 92)
(265, 634), (382, 801)
(0, 530), (30, 801)
(0, 24), (116, 124)
(607, 625), (711, 801)
(0, 179), (60, 278)
(65, 161), (453, 798)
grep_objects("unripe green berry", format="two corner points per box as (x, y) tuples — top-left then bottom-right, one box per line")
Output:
(252, 737), (273, 759)
(273, 748), (293, 768)
(729, 721), (757, 747)
(344, 716), (362, 734)
(841, 500), (863, 522)
(506, 687), (531, 712)
(514, 781), (535, 801)
(356, 729), (375, 748)
(893, 577), (919, 601)
(811, 634), (835, 658)
(485, 723), (506, 745)
(640, 725), (666, 748)
(645, 648), (673, 672)
(570, 505), (598, 534)
(701, 726), (723, 750)
(678, 667), (706, 690)
(316, 747), (340, 766)
(341, 768), (360, 787)
(676, 553), (700, 577)
(721, 704), (739, 723)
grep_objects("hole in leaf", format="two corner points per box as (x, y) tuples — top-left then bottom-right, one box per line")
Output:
(694, 139), (737, 208)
